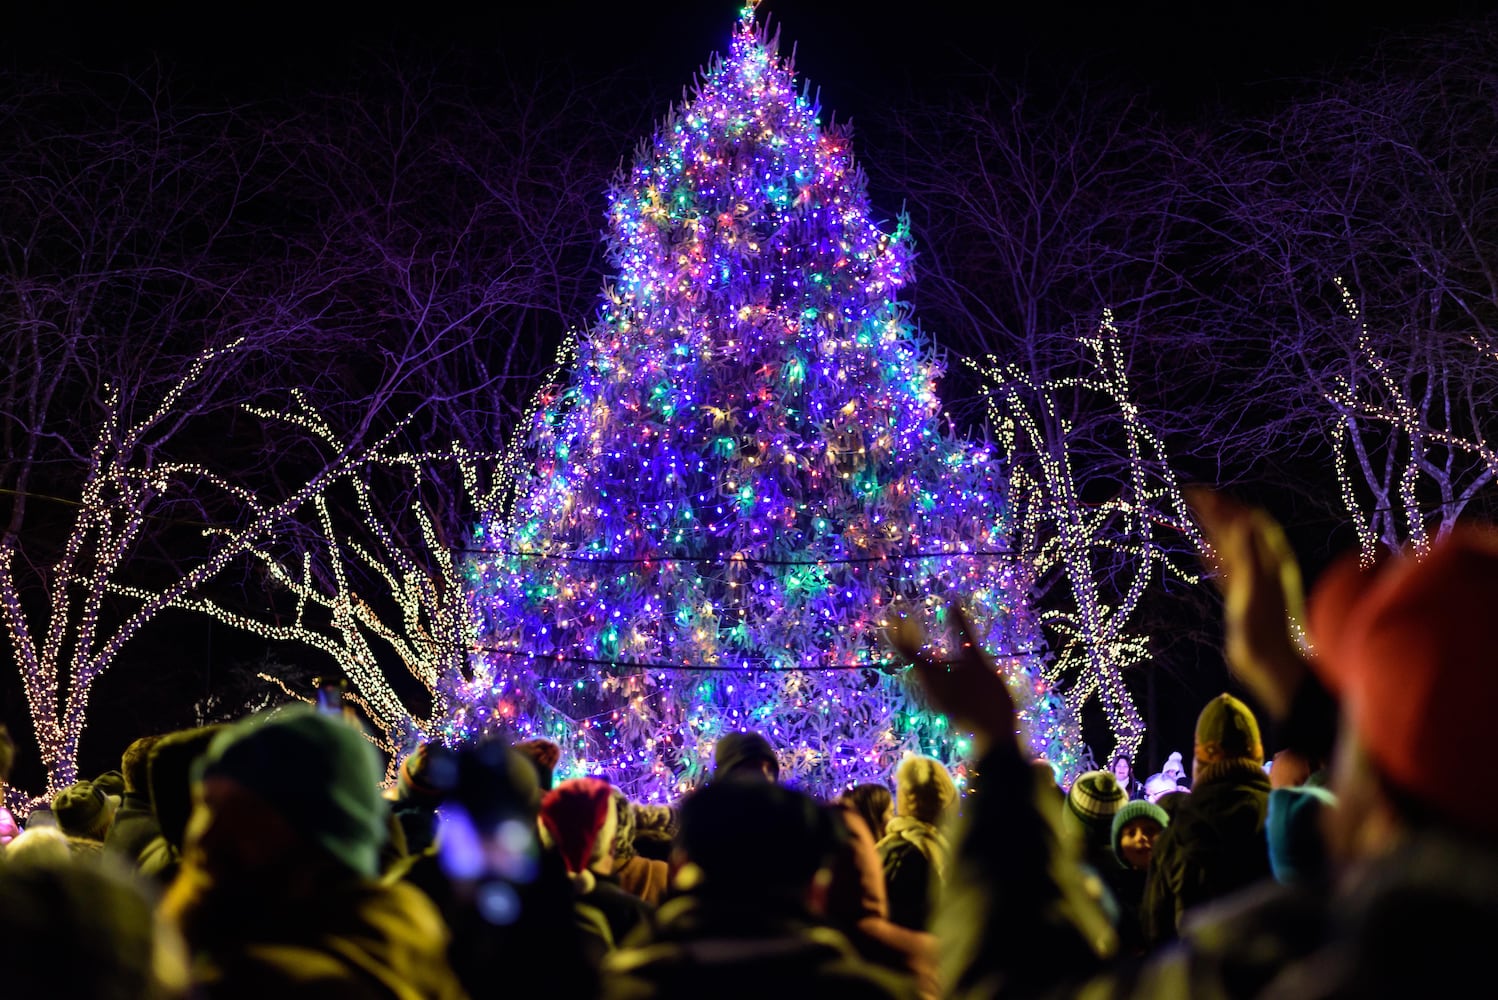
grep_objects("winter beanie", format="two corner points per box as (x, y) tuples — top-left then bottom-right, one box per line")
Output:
(395, 741), (451, 808)
(147, 725), (227, 852)
(680, 779), (834, 891)
(52, 781), (115, 840)
(895, 755), (957, 824)
(1143, 773), (1179, 802)
(1110, 800), (1169, 868)
(539, 777), (615, 874)
(92, 770), (126, 800)
(1266, 785), (1337, 886)
(1062, 770), (1127, 846)
(512, 739), (562, 791)
(1161, 751), (1186, 781)
(196, 705), (387, 877)
(1308, 526), (1498, 838)
(1193, 694), (1264, 781)
(712, 731), (780, 781)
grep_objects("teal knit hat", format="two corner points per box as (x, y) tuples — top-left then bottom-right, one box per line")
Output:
(1110, 799), (1169, 868)
(1266, 785), (1337, 886)
(196, 705), (387, 877)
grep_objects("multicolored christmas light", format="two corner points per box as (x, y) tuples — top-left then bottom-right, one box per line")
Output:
(455, 6), (1081, 799)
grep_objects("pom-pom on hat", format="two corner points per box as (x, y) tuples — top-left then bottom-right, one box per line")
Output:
(1306, 525), (1498, 838)
(1193, 694), (1263, 770)
(539, 777), (615, 874)
(1161, 751), (1186, 780)
(1110, 800), (1169, 867)
(1063, 770), (1127, 845)
(195, 706), (388, 877)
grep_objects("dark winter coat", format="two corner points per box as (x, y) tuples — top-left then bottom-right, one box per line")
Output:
(103, 792), (161, 865)
(587, 873), (657, 946)
(1142, 760), (1272, 945)
(603, 891), (916, 1000)
(876, 817), (950, 932)
(1066, 828), (1498, 999)
(1101, 864), (1149, 957)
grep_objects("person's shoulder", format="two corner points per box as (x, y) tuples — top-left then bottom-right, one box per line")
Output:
(200, 945), (385, 1000)
(605, 924), (915, 1000)
(878, 836), (929, 870)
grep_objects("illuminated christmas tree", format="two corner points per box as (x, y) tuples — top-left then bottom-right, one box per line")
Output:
(455, 6), (1081, 799)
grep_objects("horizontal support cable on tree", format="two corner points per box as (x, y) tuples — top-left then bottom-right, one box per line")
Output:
(453, 546), (1020, 565)
(460, 643), (1045, 673)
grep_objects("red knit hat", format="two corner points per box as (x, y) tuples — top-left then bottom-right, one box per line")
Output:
(1307, 525), (1498, 837)
(539, 777), (615, 874)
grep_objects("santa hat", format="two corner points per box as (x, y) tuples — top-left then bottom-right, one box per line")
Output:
(539, 777), (615, 874)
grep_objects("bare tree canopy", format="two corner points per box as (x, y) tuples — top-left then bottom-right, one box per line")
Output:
(0, 56), (641, 797)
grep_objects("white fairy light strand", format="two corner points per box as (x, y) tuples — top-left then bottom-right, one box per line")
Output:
(965, 311), (1203, 763)
(1326, 276), (1498, 565)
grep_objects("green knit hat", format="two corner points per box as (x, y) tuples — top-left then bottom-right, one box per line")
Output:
(1111, 799), (1169, 868)
(195, 706), (387, 877)
(1193, 693), (1263, 767)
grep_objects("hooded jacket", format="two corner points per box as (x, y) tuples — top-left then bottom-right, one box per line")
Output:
(876, 816), (952, 932)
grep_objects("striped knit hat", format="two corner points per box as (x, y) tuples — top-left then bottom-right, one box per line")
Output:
(1063, 770), (1127, 846)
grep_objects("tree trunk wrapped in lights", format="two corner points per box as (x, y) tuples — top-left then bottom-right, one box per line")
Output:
(457, 7), (1080, 800)
(1327, 278), (1498, 565)
(969, 313), (1204, 767)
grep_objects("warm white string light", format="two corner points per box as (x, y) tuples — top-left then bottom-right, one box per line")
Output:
(119, 394), (503, 780)
(966, 311), (1203, 764)
(1326, 276), (1498, 565)
(2, 345), (431, 810)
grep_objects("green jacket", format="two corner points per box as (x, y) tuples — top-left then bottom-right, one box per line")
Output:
(191, 878), (468, 1000)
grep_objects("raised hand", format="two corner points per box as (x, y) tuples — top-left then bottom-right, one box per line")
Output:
(1184, 486), (1310, 720)
(885, 603), (1018, 756)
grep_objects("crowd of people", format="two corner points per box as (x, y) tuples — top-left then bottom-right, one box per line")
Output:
(0, 489), (1493, 998)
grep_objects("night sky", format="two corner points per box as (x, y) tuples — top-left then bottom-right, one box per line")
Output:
(4, 1), (1489, 779)
(8, 1), (1489, 114)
